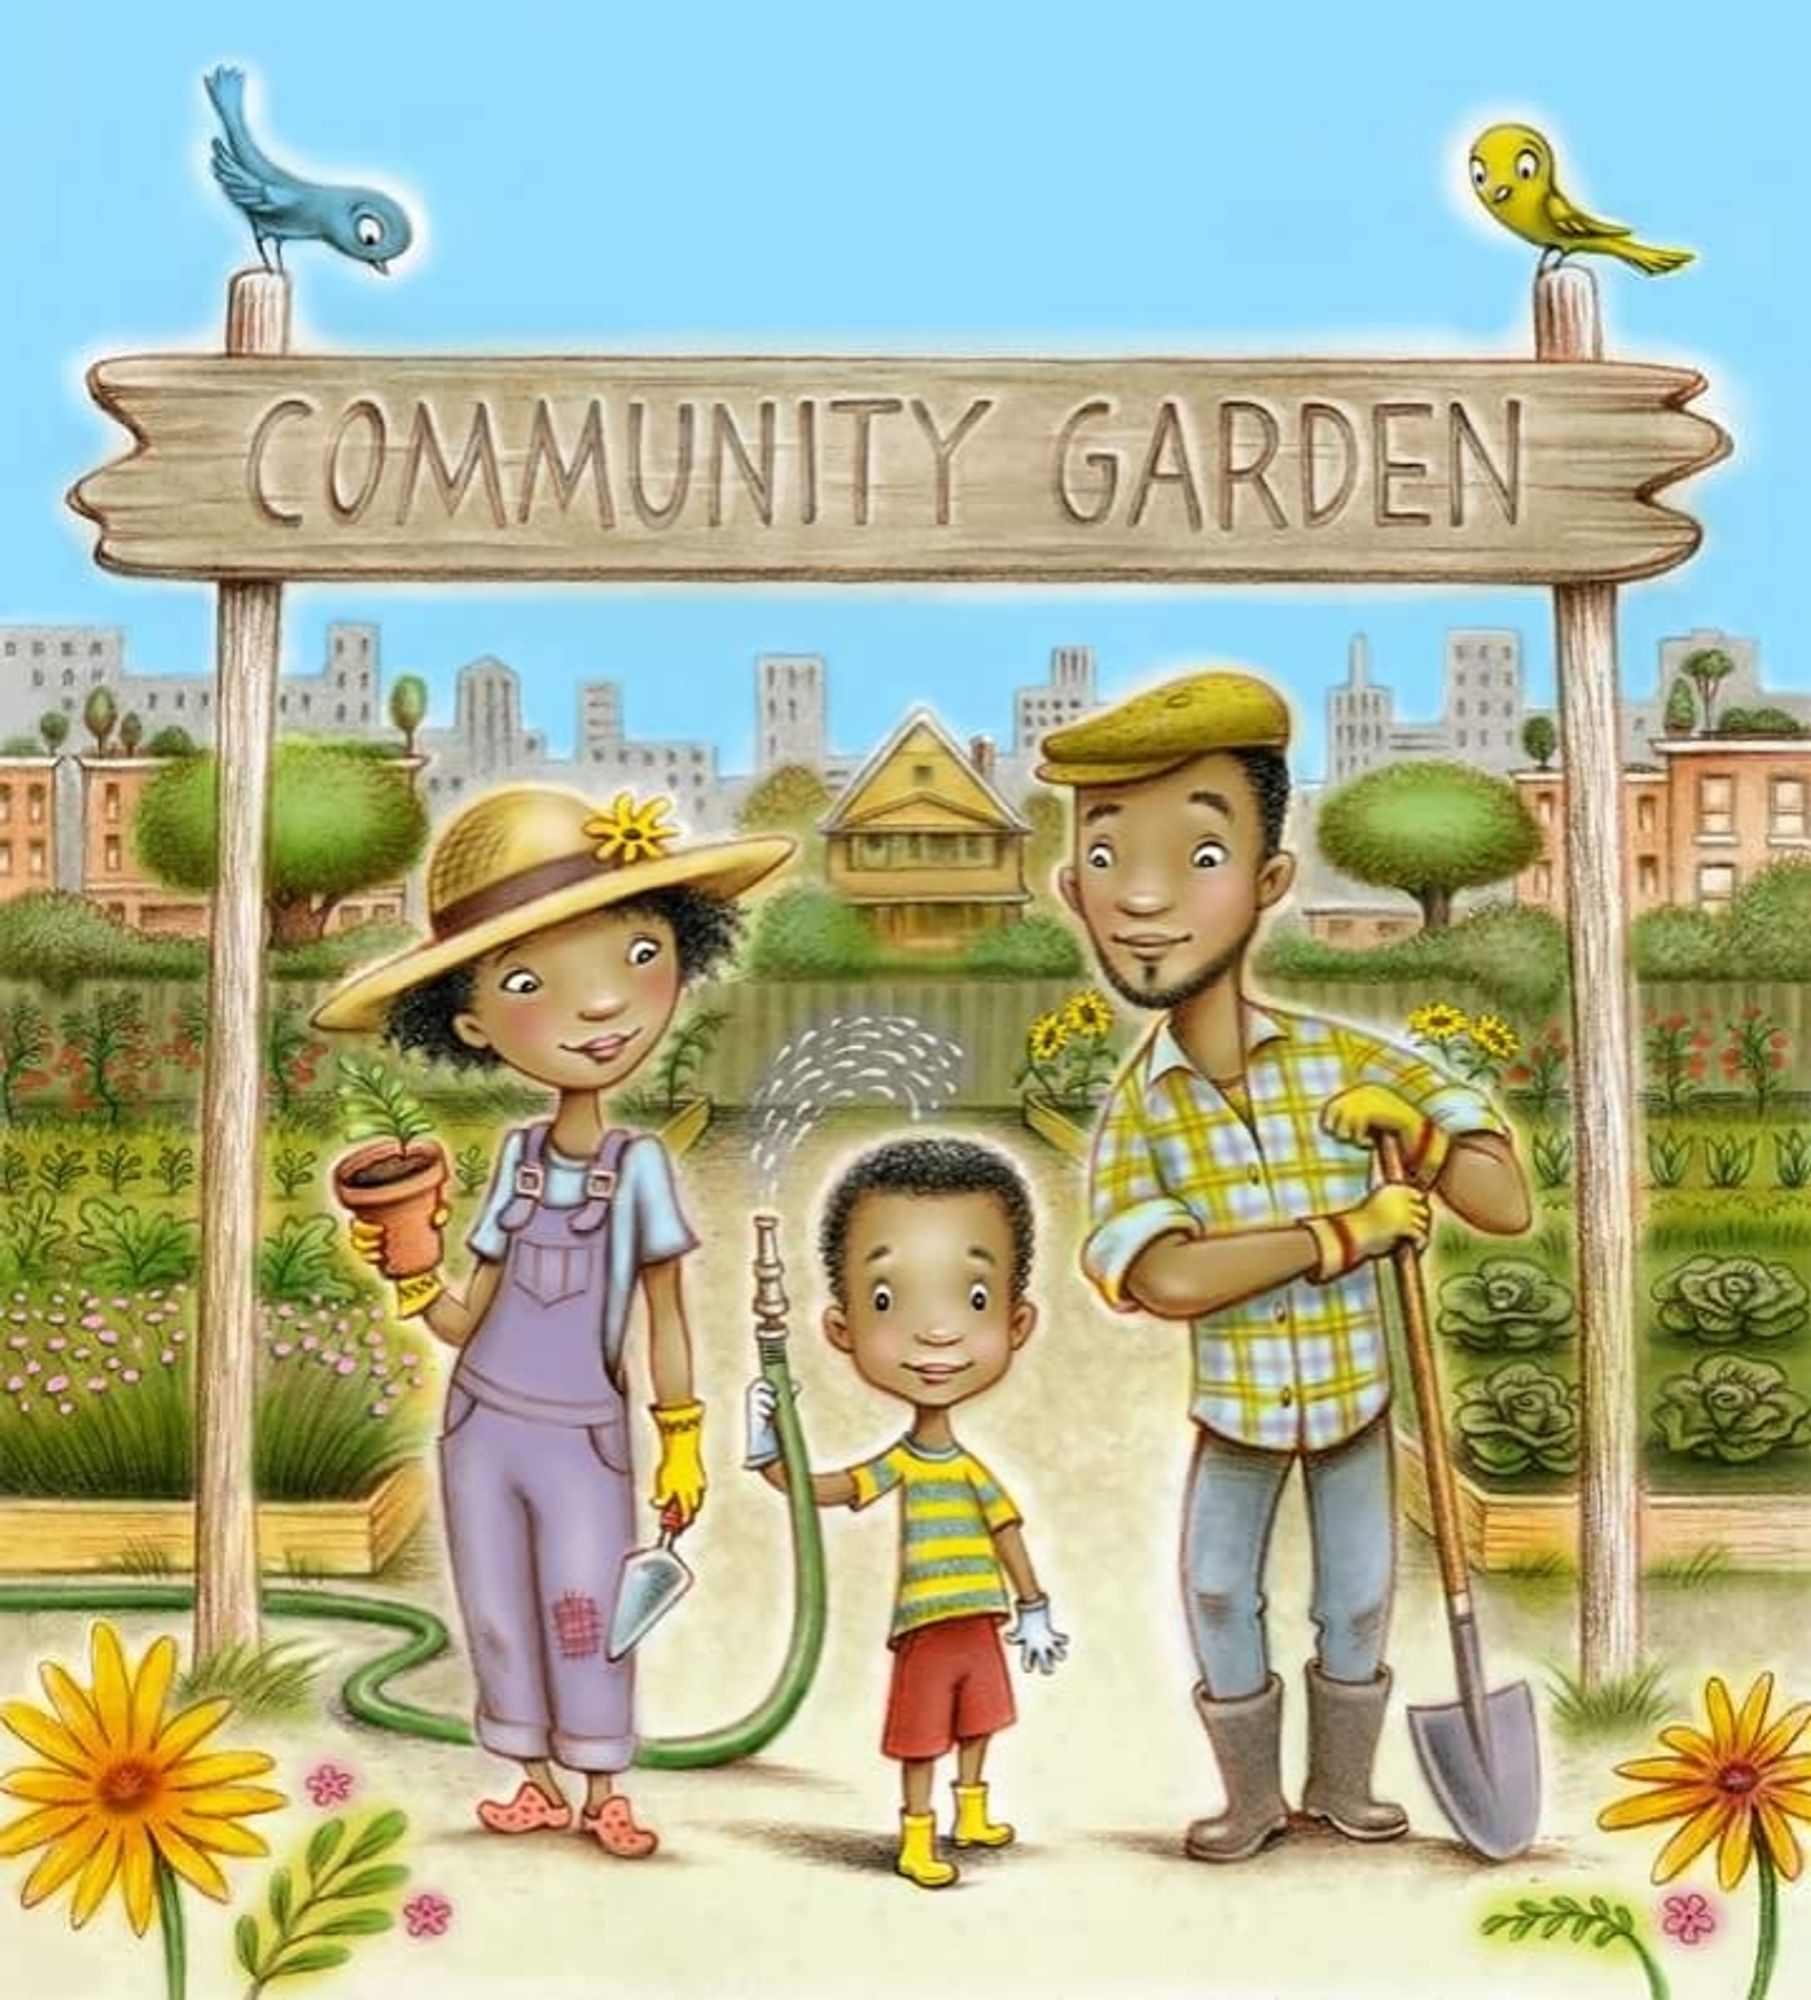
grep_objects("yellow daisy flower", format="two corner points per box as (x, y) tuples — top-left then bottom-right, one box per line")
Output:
(1471, 1014), (1521, 1063)
(1028, 1013), (1070, 1065)
(1063, 989), (1114, 1041)
(1408, 1002), (1469, 1045)
(0, 1623), (284, 1936)
(1598, 1672), (1811, 1891)
(584, 792), (679, 867)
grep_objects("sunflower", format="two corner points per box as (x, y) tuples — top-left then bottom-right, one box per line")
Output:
(1063, 989), (1114, 1041)
(1409, 1002), (1469, 1045)
(1470, 1013), (1521, 1063)
(1598, 1672), (1811, 1890)
(585, 791), (678, 867)
(0, 1623), (285, 1937)
(1028, 1012), (1070, 1065)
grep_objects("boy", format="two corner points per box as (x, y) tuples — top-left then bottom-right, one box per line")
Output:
(1039, 668), (1530, 1862)
(744, 1136), (1068, 1889)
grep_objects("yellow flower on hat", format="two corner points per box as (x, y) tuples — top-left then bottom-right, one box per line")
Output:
(584, 793), (678, 867)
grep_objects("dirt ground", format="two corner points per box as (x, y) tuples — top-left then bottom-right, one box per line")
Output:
(1, 1113), (1806, 1999)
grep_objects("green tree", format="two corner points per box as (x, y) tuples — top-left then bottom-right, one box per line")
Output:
(117, 710), (144, 756)
(38, 710), (69, 754)
(1715, 705), (1802, 738)
(1681, 647), (1735, 734)
(1316, 761), (1542, 933)
(146, 725), (197, 758)
(82, 685), (118, 757)
(134, 740), (429, 945)
(1662, 677), (1697, 736)
(1728, 860), (1811, 977)
(1519, 714), (1557, 770)
(737, 764), (835, 873)
(388, 673), (429, 756)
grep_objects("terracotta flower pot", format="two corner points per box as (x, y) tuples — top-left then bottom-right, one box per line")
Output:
(331, 1138), (449, 1279)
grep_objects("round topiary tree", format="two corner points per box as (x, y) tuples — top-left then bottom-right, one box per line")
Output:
(38, 710), (70, 754)
(118, 711), (144, 755)
(1519, 714), (1557, 770)
(1662, 677), (1698, 736)
(1316, 761), (1542, 932)
(82, 685), (118, 756)
(388, 674), (428, 756)
(147, 725), (198, 758)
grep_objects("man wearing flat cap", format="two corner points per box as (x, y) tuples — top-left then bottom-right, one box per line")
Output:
(1041, 669), (1530, 1863)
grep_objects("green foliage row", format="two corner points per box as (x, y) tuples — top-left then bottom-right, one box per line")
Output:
(1258, 906), (1570, 1014)
(745, 886), (1082, 978)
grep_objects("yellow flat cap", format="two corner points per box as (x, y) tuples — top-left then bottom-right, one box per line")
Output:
(1035, 669), (1292, 786)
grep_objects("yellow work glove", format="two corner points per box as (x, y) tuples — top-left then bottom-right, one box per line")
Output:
(346, 1212), (449, 1319)
(1305, 1183), (1431, 1282)
(651, 1400), (707, 1527)
(1321, 1084), (1450, 1186)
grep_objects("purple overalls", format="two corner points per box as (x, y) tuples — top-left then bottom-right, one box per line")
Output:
(440, 1123), (643, 1773)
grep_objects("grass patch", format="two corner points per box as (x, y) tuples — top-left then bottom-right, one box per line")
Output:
(112, 1539), (175, 1578)
(1500, 1551), (1574, 1582)
(1647, 1545), (1733, 1588)
(176, 1639), (323, 1719)
(1545, 1661), (1677, 1739)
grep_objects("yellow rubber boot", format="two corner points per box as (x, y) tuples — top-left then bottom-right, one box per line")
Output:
(952, 1782), (1015, 1849)
(896, 1810), (957, 1888)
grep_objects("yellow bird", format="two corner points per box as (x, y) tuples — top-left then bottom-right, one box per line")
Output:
(1468, 123), (1693, 275)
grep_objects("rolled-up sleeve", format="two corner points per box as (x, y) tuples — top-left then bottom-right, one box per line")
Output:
(630, 1135), (699, 1266)
(1353, 1033), (1508, 1140)
(1081, 1081), (1197, 1311)
(464, 1129), (522, 1264)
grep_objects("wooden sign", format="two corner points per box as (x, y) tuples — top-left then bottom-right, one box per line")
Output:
(71, 355), (1725, 585)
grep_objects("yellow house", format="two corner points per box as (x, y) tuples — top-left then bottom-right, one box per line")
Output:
(822, 710), (1031, 951)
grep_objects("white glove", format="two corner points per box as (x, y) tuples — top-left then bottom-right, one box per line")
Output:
(744, 1377), (782, 1468)
(1005, 1596), (1069, 1674)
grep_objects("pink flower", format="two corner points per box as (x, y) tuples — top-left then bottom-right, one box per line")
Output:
(46, 1336), (66, 1353)
(79, 1313), (105, 1331)
(403, 1892), (453, 1939)
(160, 1349), (177, 1366)
(85, 1377), (107, 1394)
(336, 1357), (357, 1376)
(121, 1369), (141, 1385)
(304, 1762), (357, 1808)
(1662, 1892), (1716, 1946)
(97, 1327), (118, 1347)
(44, 1374), (68, 1395)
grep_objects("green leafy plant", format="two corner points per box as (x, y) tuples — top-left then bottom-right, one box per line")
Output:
(76, 1200), (199, 1291)
(0, 1144), (27, 1198)
(1704, 1134), (1758, 1189)
(264, 1000), (325, 1117)
(35, 1141), (87, 1197)
(235, 1807), (410, 1995)
(0, 992), (49, 1122)
(1531, 1128), (1572, 1190)
(96, 1140), (144, 1195)
(271, 1144), (319, 1201)
(454, 1144), (490, 1197)
(1644, 1129), (1694, 1189)
(1653, 1255), (1810, 1346)
(653, 1006), (725, 1113)
(0, 1192), (67, 1282)
(1654, 1354), (1811, 1465)
(1546, 1661), (1677, 1739)
(1436, 1258), (1574, 1352)
(1774, 1129), (1811, 1191)
(1722, 1006), (1789, 1117)
(259, 1215), (357, 1305)
(1504, 1023), (1567, 1120)
(176, 1639), (322, 1719)
(1019, 989), (1121, 1111)
(962, 914), (1085, 977)
(1454, 1362), (1582, 1476)
(1479, 1895), (1668, 2000)
(335, 1055), (434, 1151)
(153, 1141), (196, 1198)
(57, 986), (154, 1126)
(1643, 1011), (1710, 1116)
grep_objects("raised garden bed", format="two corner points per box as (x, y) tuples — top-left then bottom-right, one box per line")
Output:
(1021, 1090), (1092, 1162)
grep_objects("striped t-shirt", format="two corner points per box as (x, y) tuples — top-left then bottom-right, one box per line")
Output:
(849, 1436), (1020, 1642)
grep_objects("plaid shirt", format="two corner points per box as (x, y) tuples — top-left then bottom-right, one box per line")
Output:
(1082, 1002), (1505, 1452)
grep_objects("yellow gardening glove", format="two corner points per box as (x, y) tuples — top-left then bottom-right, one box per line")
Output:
(345, 1213), (448, 1318)
(1321, 1084), (1449, 1185)
(1306, 1184), (1432, 1281)
(651, 1400), (707, 1527)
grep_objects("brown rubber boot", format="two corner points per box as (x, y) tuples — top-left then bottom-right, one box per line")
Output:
(1186, 1674), (1290, 1862)
(1300, 1662), (1410, 1842)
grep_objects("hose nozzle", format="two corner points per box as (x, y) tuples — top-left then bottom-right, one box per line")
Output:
(752, 1212), (789, 1333)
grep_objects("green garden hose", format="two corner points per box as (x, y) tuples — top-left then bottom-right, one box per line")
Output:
(0, 1336), (827, 1769)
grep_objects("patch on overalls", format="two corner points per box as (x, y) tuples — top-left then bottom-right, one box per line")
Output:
(552, 1592), (604, 1659)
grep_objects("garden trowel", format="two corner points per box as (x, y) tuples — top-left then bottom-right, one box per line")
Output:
(607, 1504), (692, 1659)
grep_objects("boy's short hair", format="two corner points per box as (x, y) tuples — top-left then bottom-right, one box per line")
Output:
(819, 1136), (1035, 1305)
(382, 886), (742, 1070)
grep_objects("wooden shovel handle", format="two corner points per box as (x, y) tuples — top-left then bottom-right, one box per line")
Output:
(1378, 1133), (1470, 1600)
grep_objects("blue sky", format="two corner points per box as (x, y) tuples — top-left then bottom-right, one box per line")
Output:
(0, 2), (1795, 779)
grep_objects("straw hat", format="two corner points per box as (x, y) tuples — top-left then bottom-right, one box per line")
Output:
(312, 785), (793, 1033)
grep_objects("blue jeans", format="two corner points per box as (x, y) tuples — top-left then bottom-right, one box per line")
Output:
(1181, 1415), (1396, 1701)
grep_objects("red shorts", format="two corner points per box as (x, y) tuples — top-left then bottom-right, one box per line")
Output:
(881, 1614), (1016, 1761)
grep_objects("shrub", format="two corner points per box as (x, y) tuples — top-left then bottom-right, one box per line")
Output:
(75, 1200), (199, 1291)
(1257, 906), (1568, 1015)
(1454, 1363), (1582, 1476)
(0, 994), (50, 1122)
(1721, 1007), (1790, 1116)
(0, 893), (205, 991)
(746, 887), (878, 978)
(1726, 862), (1811, 977)
(1633, 907), (1725, 980)
(1653, 1355), (1811, 1465)
(1436, 1259), (1574, 1352)
(268, 920), (418, 982)
(1652, 1255), (1810, 1346)
(963, 916), (1084, 977)
(259, 1215), (357, 1305)
(1642, 1011), (1713, 1114)
(0, 1192), (67, 1282)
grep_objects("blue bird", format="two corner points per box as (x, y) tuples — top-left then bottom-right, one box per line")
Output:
(204, 66), (413, 275)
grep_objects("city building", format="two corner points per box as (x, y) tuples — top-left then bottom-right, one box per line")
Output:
(1622, 629), (1811, 761)
(1326, 629), (1526, 783)
(756, 654), (829, 773)
(0, 755), (60, 906)
(77, 758), (208, 934)
(1514, 735), (1811, 916)
(821, 710), (1031, 952)
(1301, 903), (1423, 947)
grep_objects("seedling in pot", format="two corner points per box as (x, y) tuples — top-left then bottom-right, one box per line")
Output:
(329, 1057), (448, 1279)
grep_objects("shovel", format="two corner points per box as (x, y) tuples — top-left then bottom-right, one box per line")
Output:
(1378, 1131), (1541, 1861)
(607, 1504), (693, 1661)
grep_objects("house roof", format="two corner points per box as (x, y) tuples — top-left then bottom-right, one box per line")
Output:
(821, 707), (1031, 835)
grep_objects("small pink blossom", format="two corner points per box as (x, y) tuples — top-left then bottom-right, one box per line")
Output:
(4, 1377), (20, 1394)
(1662, 1892), (1717, 1946)
(56, 1402), (73, 1416)
(46, 1337), (66, 1353)
(80, 1313), (105, 1331)
(304, 1762), (357, 1808)
(403, 1892), (453, 1939)
(96, 1327), (118, 1347)
(272, 1342), (295, 1359)
(121, 1369), (140, 1385)
(44, 1374), (68, 1395)
(160, 1349), (177, 1366)
(336, 1357), (358, 1376)
(85, 1377), (107, 1394)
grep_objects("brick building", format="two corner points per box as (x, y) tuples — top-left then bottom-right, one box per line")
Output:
(0, 756), (59, 903)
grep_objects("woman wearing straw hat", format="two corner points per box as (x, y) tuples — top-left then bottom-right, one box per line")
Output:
(314, 785), (792, 1857)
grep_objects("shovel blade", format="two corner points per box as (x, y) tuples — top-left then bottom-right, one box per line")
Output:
(606, 1547), (693, 1661)
(1409, 1681), (1541, 1861)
